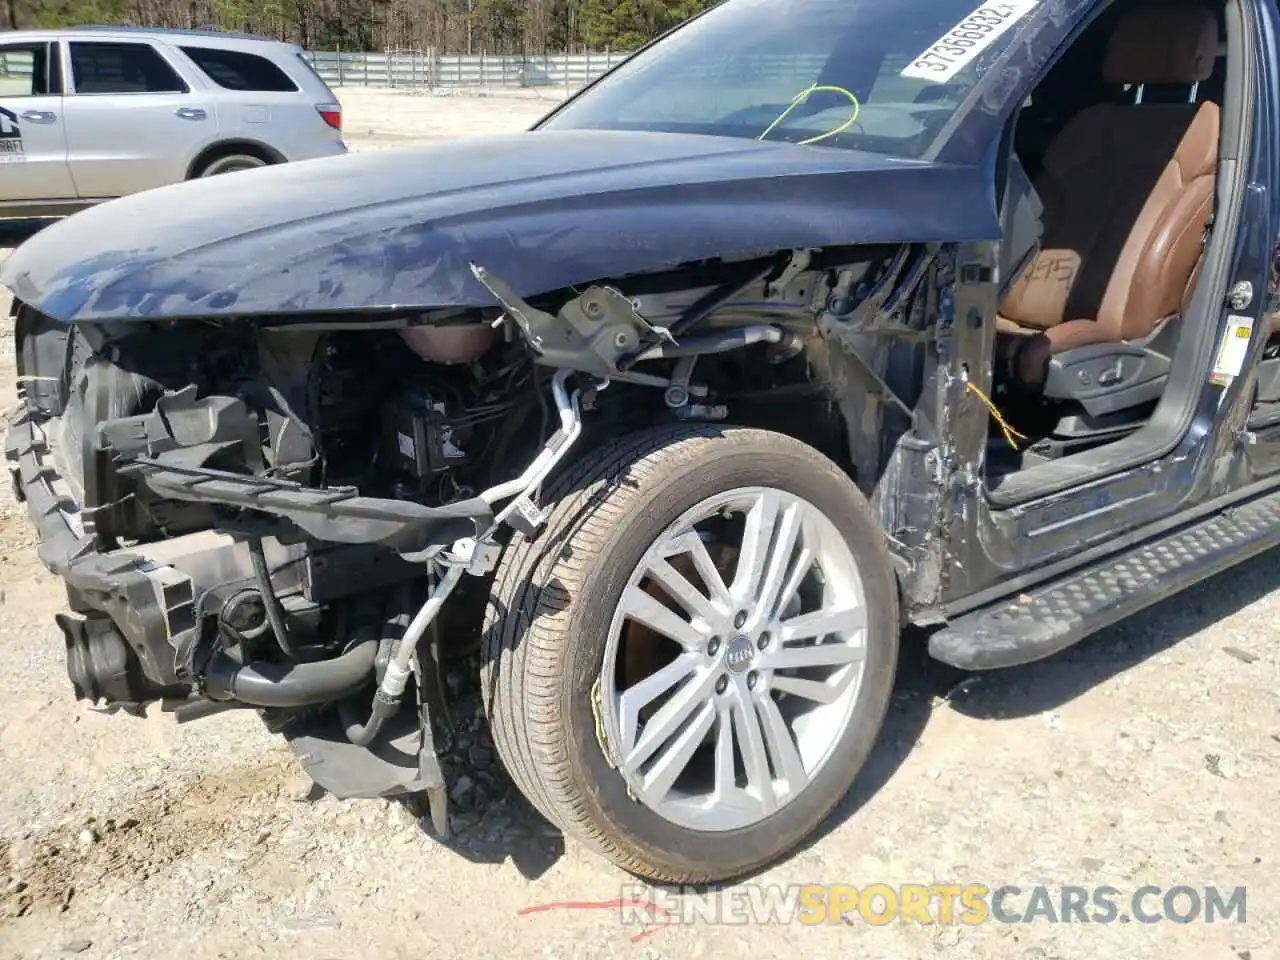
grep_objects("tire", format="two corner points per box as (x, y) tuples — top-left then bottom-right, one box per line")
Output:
(481, 424), (899, 883)
(196, 153), (268, 177)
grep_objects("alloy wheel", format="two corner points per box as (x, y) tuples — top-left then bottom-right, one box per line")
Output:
(600, 486), (869, 832)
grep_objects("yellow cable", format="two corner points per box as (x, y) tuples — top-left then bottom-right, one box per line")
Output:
(758, 84), (861, 146)
(965, 381), (1028, 451)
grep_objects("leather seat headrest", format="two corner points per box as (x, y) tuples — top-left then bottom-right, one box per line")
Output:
(1103, 1), (1218, 86)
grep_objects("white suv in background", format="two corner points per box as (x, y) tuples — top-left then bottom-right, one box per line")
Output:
(0, 26), (347, 219)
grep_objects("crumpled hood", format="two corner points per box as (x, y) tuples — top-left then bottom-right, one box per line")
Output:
(0, 129), (997, 323)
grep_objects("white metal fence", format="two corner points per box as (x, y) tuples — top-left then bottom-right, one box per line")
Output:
(0, 51), (31, 78)
(0, 47), (630, 91)
(301, 50), (630, 91)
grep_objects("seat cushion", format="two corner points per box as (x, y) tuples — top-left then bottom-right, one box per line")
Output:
(1011, 319), (1130, 385)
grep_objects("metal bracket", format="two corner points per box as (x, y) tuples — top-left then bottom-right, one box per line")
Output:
(470, 262), (673, 377)
(446, 536), (502, 577)
(563, 285), (676, 345)
(768, 249), (813, 300)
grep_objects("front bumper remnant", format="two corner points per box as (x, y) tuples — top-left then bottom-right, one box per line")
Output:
(4, 365), (591, 815)
(6, 406), (198, 691)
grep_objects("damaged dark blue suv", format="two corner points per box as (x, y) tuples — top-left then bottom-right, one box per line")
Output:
(5, 0), (1280, 883)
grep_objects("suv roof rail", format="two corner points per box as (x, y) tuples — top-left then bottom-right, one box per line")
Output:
(62, 24), (278, 43)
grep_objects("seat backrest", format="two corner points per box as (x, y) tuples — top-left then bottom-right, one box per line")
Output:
(999, 1), (1220, 343)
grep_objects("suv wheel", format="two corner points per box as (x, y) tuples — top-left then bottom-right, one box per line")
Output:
(197, 154), (268, 177)
(482, 424), (899, 883)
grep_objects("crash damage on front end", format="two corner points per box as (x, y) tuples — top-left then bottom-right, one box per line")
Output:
(0, 0), (1042, 884)
(3, 157), (976, 832)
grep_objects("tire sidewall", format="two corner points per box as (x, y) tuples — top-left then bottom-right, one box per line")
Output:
(199, 155), (267, 177)
(552, 430), (899, 879)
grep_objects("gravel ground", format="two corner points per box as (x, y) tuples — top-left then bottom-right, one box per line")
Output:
(0, 89), (1278, 960)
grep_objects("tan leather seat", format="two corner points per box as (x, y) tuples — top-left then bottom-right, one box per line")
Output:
(1000, 1), (1220, 386)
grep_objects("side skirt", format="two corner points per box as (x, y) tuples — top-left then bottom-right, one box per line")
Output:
(930, 483), (1280, 669)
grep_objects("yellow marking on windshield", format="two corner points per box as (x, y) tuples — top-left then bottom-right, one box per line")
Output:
(758, 84), (862, 147)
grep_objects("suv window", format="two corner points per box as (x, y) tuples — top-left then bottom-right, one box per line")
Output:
(69, 41), (189, 95)
(0, 44), (52, 97)
(180, 46), (299, 92)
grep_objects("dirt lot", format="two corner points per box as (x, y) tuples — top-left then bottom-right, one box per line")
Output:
(0, 88), (1278, 960)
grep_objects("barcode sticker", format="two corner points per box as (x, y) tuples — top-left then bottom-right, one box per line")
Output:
(1209, 314), (1255, 386)
(902, 1), (1042, 83)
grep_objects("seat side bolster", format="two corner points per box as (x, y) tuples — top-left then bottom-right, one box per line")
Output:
(1129, 173), (1216, 335)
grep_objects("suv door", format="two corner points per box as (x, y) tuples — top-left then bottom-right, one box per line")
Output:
(59, 39), (215, 198)
(0, 40), (75, 202)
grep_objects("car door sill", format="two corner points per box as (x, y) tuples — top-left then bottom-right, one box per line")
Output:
(0, 198), (113, 221)
(943, 470), (1280, 622)
(933, 475), (1280, 669)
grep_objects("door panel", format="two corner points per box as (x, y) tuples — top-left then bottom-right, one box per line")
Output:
(60, 40), (215, 198)
(0, 42), (74, 201)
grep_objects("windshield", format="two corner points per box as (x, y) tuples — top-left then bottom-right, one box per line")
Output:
(539, 0), (1041, 159)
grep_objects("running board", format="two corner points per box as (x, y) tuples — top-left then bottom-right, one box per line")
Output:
(930, 485), (1280, 670)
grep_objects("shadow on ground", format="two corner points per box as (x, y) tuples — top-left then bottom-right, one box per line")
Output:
(791, 544), (1280, 870)
(949, 543), (1280, 723)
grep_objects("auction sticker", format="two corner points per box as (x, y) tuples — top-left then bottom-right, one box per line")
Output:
(902, 1), (1043, 83)
(0, 105), (23, 163)
(1209, 314), (1256, 387)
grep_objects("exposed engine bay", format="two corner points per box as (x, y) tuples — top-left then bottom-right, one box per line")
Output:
(5, 242), (936, 827)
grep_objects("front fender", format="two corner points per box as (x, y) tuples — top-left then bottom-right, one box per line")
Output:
(1, 130), (1000, 323)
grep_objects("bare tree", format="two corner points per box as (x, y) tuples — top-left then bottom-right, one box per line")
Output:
(3, 0), (714, 54)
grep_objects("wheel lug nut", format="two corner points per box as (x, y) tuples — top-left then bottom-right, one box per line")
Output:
(734, 611), (748, 629)
(747, 671), (759, 690)
(758, 632), (771, 650)
(715, 675), (729, 694)
(708, 637), (721, 656)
